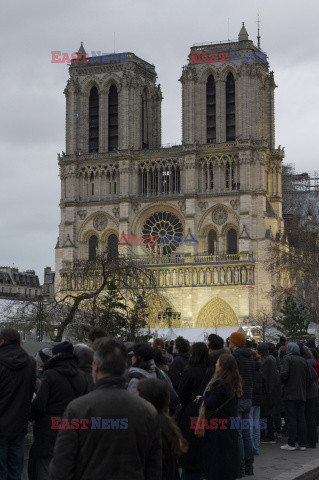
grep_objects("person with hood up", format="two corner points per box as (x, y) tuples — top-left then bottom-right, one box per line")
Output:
(30, 341), (88, 480)
(229, 331), (255, 477)
(280, 342), (315, 451)
(0, 328), (36, 480)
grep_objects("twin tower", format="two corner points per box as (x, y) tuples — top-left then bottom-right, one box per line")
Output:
(56, 24), (285, 329)
(64, 23), (275, 155)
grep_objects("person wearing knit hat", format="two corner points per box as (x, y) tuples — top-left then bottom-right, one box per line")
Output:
(35, 347), (52, 368)
(229, 331), (255, 476)
(229, 332), (246, 349)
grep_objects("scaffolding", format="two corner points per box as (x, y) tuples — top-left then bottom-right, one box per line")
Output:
(283, 164), (319, 192)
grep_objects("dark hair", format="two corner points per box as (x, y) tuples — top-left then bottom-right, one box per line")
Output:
(152, 348), (167, 368)
(207, 334), (224, 351)
(153, 338), (165, 352)
(93, 338), (127, 375)
(137, 378), (170, 413)
(137, 378), (188, 457)
(131, 343), (154, 371)
(0, 328), (20, 346)
(189, 342), (210, 368)
(175, 336), (190, 353)
(88, 327), (109, 344)
(310, 348), (319, 360)
(297, 343), (311, 359)
(213, 353), (242, 398)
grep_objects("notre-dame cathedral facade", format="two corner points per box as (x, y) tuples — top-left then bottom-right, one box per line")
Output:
(55, 24), (285, 329)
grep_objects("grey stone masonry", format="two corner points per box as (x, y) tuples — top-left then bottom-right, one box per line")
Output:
(180, 28), (275, 148)
(64, 52), (162, 155)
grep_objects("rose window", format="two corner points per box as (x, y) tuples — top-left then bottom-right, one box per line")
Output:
(142, 212), (183, 255)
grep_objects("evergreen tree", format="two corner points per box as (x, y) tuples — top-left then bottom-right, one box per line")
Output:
(275, 295), (310, 341)
(97, 283), (151, 342)
(97, 279), (128, 338)
(126, 291), (152, 342)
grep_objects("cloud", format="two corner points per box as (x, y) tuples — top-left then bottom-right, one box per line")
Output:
(1, 0), (318, 280)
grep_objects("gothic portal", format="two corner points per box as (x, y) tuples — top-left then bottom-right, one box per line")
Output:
(55, 24), (284, 328)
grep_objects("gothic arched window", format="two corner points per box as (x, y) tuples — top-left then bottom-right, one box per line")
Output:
(142, 88), (148, 149)
(206, 75), (216, 143)
(108, 84), (118, 151)
(107, 234), (118, 260)
(226, 73), (235, 141)
(208, 229), (217, 255)
(227, 228), (238, 254)
(89, 235), (98, 261)
(89, 87), (99, 153)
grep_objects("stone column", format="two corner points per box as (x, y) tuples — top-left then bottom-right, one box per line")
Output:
(100, 91), (108, 152)
(216, 79), (225, 143)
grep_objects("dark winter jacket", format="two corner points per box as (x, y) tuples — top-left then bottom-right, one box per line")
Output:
(306, 359), (318, 400)
(177, 366), (212, 471)
(202, 381), (240, 480)
(169, 352), (190, 390)
(162, 434), (180, 480)
(252, 359), (263, 407)
(49, 376), (162, 480)
(259, 354), (282, 415)
(232, 347), (255, 400)
(31, 352), (88, 457)
(280, 353), (314, 402)
(0, 344), (36, 436)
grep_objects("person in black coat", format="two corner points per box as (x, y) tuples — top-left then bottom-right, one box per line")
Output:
(50, 338), (162, 480)
(137, 378), (188, 480)
(0, 328), (36, 480)
(257, 343), (282, 443)
(298, 344), (318, 448)
(229, 332), (255, 476)
(280, 342), (315, 450)
(73, 343), (94, 391)
(30, 341), (88, 480)
(177, 342), (212, 479)
(196, 353), (242, 480)
(251, 349), (263, 454)
(169, 337), (190, 390)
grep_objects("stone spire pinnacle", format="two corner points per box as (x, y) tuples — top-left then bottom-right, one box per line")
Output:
(238, 22), (249, 41)
(77, 42), (86, 54)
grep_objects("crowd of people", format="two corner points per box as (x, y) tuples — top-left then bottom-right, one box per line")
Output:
(0, 326), (318, 480)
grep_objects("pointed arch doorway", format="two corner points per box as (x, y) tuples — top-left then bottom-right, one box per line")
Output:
(196, 297), (238, 327)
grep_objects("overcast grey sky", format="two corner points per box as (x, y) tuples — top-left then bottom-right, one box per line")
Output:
(1, 0), (318, 281)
